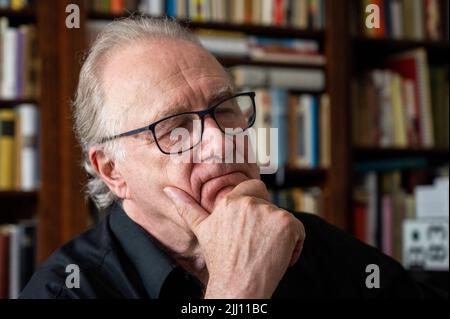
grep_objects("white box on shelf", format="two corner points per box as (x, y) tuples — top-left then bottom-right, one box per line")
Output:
(403, 219), (449, 271)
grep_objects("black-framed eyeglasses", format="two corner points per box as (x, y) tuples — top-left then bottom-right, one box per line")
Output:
(101, 91), (256, 155)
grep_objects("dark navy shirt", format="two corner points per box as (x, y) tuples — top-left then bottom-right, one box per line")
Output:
(20, 204), (444, 299)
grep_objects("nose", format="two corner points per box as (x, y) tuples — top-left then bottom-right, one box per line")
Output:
(197, 117), (231, 163)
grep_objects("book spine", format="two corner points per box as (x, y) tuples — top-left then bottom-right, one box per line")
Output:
(1, 28), (17, 99)
(8, 225), (21, 299)
(271, 88), (288, 168)
(0, 231), (10, 299)
(310, 95), (319, 168)
(382, 195), (393, 257)
(17, 104), (39, 190)
(16, 28), (24, 98)
(0, 109), (16, 190)
(166, 0), (177, 17)
(110, 0), (124, 14)
(261, 0), (273, 25)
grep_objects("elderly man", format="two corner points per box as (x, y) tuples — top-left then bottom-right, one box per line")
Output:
(20, 17), (441, 299)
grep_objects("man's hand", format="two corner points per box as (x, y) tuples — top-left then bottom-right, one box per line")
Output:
(164, 179), (306, 299)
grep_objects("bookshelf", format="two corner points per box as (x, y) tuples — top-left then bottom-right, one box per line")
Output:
(354, 147), (450, 161)
(88, 11), (326, 38)
(0, 0), (448, 296)
(0, 0), (90, 270)
(0, 99), (37, 107)
(0, 7), (35, 21)
(217, 56), (326, 70)
(261, 168), (327, 188)
(348, 0), (449, 274)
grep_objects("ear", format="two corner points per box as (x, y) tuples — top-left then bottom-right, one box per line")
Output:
(88, 147), (128, 200)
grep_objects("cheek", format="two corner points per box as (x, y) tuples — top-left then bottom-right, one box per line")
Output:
(124, 151), (194, 200)
(163, 160), (194, 190)
(120, 144), (168, 197)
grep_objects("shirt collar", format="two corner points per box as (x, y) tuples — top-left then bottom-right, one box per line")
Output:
(109, 203), (179, 298)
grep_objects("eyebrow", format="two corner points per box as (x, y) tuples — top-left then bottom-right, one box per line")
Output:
(146, 86), (234, 124)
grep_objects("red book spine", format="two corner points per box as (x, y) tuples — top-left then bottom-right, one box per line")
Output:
(273, 0), (285, 26)
(0, 233), (10, 299)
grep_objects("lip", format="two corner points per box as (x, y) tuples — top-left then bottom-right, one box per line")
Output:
(200, 171), (249, 211)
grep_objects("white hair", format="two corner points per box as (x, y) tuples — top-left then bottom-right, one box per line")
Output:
(72, 16), (202, 209)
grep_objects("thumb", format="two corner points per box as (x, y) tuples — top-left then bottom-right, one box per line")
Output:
(163, 186), (209, 236)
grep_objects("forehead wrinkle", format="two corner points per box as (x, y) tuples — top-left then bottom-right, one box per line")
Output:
(103, 40), (233, 132)
(119, 62), (227, 117)
(139, 84), (234, 128)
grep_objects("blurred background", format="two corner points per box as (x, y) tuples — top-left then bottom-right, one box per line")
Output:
(0, 0), (448, 298)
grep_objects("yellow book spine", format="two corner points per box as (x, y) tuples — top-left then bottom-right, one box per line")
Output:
(0, 110), (17, 190)
(391, 74), (407, 147)
(11, 0), (26, 10)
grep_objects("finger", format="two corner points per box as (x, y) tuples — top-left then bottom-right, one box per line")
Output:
(163, 186), (209, 237)
(229, 179), (270, 202)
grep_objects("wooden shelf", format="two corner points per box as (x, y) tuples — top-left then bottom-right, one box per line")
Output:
(0, 7), (36, 22)
(0, 190), (38, 199)
(352, 36), (449, 65)
(0, 191), (38, 223)
(354, 146), (450, 161)
(218, 56), (326, 69)
(353, 36), (449, 50)
(87, 11), (325, 40)
(0, 98), (37, 107)
(262, 167), (327, 188)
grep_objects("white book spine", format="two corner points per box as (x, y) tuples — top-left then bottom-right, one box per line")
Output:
(297, 95), (312, 167)
(261, 0), (273, 25)
(17, 103), (39, 191)
(1, 28), (18, 99)
(269, 68), (325, 91)
(198, 36), (249, 56)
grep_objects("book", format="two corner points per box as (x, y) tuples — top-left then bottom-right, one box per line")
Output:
(15, 103), (39, 191)
(1, 25), (17, 99)
(390, 73), (407, 147)
(358, 0), (448, 40)
(139, 0), (164, 16)
(196, 30), (249, 57)
(0, 109), (16, 190)
(271, 88), (288, 169)
(253, 89), (273, 168)
(8, 224), (21, 299)
(415, 177), (449, 218)
(248, 37), (326, 65)
(269, 186), (324, 215)
(353, 49), (446, 149)
(353, 167), (448, 265)
(166, 0), (177, 17)
(430, 66), (449, 147)
(0, 19), (38, 100)
(386, 49), (434, 147)
(232, 65), (325, 91)
(319, 94), (330, 168)
(0, 227), (10, 299)
(288, 94), (320, 168)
